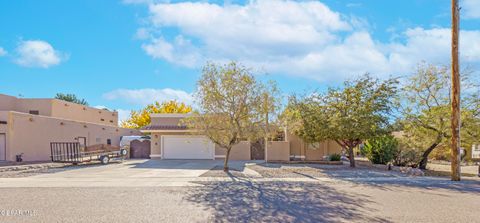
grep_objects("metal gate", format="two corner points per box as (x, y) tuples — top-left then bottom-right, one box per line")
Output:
(50, 142), (82, 163)
(250, 139), (265, 160)
(130, 140), (151, 159)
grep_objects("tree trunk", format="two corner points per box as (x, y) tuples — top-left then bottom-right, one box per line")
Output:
(347, 147), (355, 168)
(418, 142), (440, 170)
(223, 147), (232, 172)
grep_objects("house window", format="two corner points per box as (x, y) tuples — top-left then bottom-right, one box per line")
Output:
(109, 120), (114, 123)
(29, 110), (39, 115)
(101, 118), (105, 121)
(107, 139), (111, 145)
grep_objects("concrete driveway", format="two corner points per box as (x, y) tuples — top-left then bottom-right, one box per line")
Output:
(33, 159), (220, 178)
(0, 159), (261, 187)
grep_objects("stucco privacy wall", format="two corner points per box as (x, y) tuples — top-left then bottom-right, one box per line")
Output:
(288, 133), (343, 160)
(266, 141), (290, 161)
(149, 132), (251, 160)
(214, 141), (251, 160)
(2, 111), (139, 162)
(288, 132), (304, 158)
(305, 140), (341, 160)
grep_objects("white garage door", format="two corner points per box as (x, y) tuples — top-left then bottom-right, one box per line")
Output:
(162, 136), (214, 159)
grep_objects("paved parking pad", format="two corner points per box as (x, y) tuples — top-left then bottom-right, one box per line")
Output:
(0, 159), (263, 187)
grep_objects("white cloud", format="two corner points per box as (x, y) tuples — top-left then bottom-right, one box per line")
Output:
(103, 88), (193, 106)
(148, 1), (350, 56)
(134, 28), (151, 40)
(142, 35), (201, 67)
(14, 40), (66, 68)
(135, 0), (480, 81)
(0, 47), (7, 56)
(117, 109), (132, 123)
(387, 28), (480, 69)
(123, 0), (153, 4)
(93, 105), (109, 110)
(122, 0), (169, 4)
(462, 0), (480, 19)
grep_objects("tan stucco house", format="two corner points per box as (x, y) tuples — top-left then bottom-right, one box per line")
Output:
(140, 114), (342, 161)
(0, 93), (140, 162)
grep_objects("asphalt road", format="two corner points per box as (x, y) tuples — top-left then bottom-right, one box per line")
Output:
(0, 179), (479, 223)
(0, 160), (479, 223)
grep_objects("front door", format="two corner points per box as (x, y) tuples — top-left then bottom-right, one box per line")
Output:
(76, 136), (87, 151)
(0, 134), (6, 161)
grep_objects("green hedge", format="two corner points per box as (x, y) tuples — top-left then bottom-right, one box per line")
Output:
(362, 135), (399, 165)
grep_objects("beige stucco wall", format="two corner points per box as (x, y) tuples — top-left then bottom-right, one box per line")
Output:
(215, 141), (251, 160)
(51, 99), (118, 126)
(150, 117), (183, 126)
(287, 133), (343, 160)
(266, 141), (290, 161)
(0, 94), (18, 111)
(0, 94), (118, 126)
(288, 132), (305, 158)
(305, 140), (343, 160)
(3, 111), (139, 162)
(13, 99), (53, 116)
(0, 112), (8, 161)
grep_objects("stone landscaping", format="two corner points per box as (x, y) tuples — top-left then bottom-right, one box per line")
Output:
(199, 166), (248, 178)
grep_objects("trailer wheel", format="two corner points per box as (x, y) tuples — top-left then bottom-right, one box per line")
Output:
(100, 155), (110, 165)
(120, 149), (128, 156)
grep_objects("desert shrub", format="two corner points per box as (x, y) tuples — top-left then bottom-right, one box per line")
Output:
(430, 145), (450, 161)
(391, 137), (424, 167)
(363, 135), (399, 165)
(329, 153), (341, 161)
(430, 145), (469, 161)
(392, 147), (420, 167)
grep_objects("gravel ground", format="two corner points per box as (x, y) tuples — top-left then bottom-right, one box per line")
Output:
(0, 161), (124, 178)
(199, 165), (247, 178)
(0, 167), (65, 178)
(248, 163), (408, 178)
(427, 163), (479, 176)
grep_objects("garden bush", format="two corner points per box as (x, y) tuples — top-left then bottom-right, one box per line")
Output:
(329, 153), (341, 161)
(362, 135), (399, 165)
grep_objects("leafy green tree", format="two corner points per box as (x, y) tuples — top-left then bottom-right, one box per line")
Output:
(184, 62), (279, 171)
(399, 63), (477, 169)
(55, 93), (88, 105)
(362, 135), (399, 165)
(288, 75), (398, 167)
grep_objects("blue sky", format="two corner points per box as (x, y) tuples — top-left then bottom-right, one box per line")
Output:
(1, 0), (479, 121)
